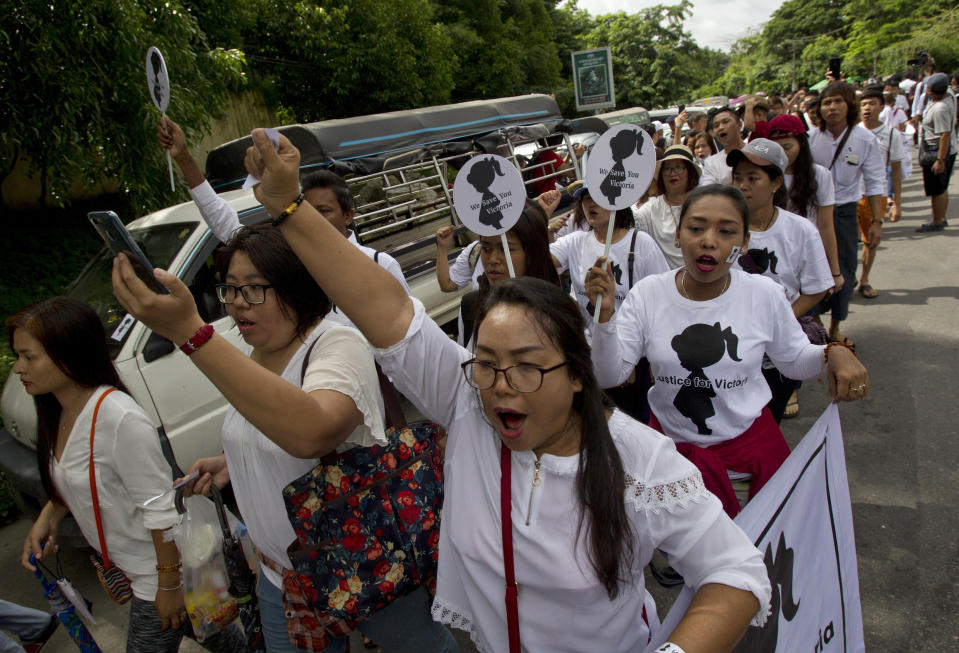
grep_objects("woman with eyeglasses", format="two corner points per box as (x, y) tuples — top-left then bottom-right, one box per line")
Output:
(634, 145), (702, 269)
(113, 223), (456, 653)
(112, 130), (785, 652)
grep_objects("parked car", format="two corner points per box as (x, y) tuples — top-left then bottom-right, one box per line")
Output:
(0, 94), (583, 510)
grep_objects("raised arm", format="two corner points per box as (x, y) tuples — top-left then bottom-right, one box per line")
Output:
(245, 130), (414, 348)
(158, 116), (241, 243)
(434, 226), (460, 292)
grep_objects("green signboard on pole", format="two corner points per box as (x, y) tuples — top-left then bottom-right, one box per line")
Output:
(572, 47), (615, 113)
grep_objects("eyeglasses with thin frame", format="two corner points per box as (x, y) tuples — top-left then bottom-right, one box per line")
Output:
(662, 164), (688, 175)
(214, 284), (274, 305)
(460, 359), (567, 393)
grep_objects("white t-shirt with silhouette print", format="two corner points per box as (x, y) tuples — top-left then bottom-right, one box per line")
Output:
(733, 208), (833, 304)
(592, 269), (825, 447)
(550, 228), (668, 329)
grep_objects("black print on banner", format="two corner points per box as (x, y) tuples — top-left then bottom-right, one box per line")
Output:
(599, 130), (645, 205)
(739, 248), (779, 275)
(733, 532), (801, 652)
(466, 157), (507, 229)
(671, 322), (741, 435)
(150, 50), (166, 108)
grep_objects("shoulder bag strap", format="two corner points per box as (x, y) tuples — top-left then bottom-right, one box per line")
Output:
(828, 127), (853, 170)
(300, 331), (406, 431)
(88, 388), (117, 568)
(627, 228), (638, 289)
(500, 444), (520, 653)
(887, 126), (893, 165)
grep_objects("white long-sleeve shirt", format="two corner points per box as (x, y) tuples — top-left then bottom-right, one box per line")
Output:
(188, 180), (410, 294)
(374, 299), (770, 653)
(809, 125), (886, 204)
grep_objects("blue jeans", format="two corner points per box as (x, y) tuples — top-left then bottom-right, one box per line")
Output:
(0, 600), (51, 653)
(257, 575), (457, 653)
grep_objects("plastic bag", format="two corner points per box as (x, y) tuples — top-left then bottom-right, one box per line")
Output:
(176, 495), (239, 640)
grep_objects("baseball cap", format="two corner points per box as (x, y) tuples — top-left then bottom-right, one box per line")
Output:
(726, 138), (788, 175)
(925, 72), (949, 95)
(752, 113), (806, 140)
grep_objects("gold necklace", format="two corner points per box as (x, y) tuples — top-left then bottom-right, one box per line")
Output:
(681, 268), (729, 300)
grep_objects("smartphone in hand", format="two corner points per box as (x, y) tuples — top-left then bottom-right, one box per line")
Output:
(88, 211), (170, 294)
(828, 58), (842, 80)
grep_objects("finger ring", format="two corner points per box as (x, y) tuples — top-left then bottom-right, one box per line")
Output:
(852, 384), (866, 392)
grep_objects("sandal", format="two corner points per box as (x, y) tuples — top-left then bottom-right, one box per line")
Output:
(784, 392), (799, 419)
(858, 284), (878, 299)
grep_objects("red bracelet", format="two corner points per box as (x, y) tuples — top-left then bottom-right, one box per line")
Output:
(179, 324), (214, 356)
(823, 341), (855, 366)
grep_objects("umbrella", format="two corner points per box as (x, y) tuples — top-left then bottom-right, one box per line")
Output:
(29, 554), (102, 653)
(209, 486), (265, 652)
(810, 79), (829, 91)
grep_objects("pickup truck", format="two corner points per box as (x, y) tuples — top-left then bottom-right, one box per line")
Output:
(0, 94), (595, 508)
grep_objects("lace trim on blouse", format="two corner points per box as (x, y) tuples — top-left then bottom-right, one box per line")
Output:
(431, 601), (490, 653)
(624, 471), (709, 514)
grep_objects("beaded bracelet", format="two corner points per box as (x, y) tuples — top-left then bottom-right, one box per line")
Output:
(156, 562), (182, 573)
(823, 341), (855, 367)
(271, 193), (305, 227)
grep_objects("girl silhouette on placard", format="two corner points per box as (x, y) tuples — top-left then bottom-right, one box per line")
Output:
(150, 50), (166, 109)
(671, 322), (741, 435)
(599, 130), (645, 206)
(467, 157), (506, 229)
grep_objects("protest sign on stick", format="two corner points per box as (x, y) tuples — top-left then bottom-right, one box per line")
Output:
(584, 124), (655, 322)
(646, 404), (865, 653)
(452, 154), (526, 278)
(145, 46), (175, 191)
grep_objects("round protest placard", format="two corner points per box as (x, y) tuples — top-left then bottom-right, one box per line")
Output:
(145, 47), (170, 114)
(584, 124), (655, 211)
(452, 154), (526, 237)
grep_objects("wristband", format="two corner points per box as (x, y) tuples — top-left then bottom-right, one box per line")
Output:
(179, 324), (214, 356)
(271, 193), (305, 227)
(655, 644), (688, 653)
(823, 341), (855, 367)
(832, 273), (843, 278)
(871, 218), (883, 224)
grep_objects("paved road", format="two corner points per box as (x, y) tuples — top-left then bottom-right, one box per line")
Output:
(1, 161), (957, 651)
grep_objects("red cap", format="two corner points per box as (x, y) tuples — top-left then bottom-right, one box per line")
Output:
(752, 114), (806, 141)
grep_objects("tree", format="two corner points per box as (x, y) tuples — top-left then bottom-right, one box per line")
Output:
(246, 0), (455, 122)
(583, 1), (726, 109)
(0, 0), (245, 211)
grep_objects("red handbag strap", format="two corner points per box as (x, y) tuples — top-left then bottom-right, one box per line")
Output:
(88, 388), (117, 568)
(500, 444), (521, 653)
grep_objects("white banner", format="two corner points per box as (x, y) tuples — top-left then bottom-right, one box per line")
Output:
(647, 405), (865, 653)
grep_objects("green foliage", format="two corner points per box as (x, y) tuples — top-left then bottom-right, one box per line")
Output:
(583, 1), (728, 109)
(0, 0), (246, 214)
(702, 0), (958, 96)
(0, 472), (20, 526)
(246, 0), (455, 122)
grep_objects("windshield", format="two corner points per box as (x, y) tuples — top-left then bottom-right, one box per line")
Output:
(68, 222), (197, 358)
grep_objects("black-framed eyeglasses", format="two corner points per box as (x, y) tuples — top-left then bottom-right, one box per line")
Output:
(214, 284), (274, 305)
(460, 359), (567, 393)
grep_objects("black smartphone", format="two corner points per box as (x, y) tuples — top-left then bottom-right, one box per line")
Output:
(678, 103), (686, 114)
(828, 58), (842, 79)
(88, 211), (170, 294)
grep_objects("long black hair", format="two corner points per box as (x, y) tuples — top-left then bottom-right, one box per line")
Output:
(473, 277), (633, 598)
(6, 297), (129, 505)
(215, 224), (332, 341)
(775, 132), (819, 219)
(474, 202), (561, 304)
